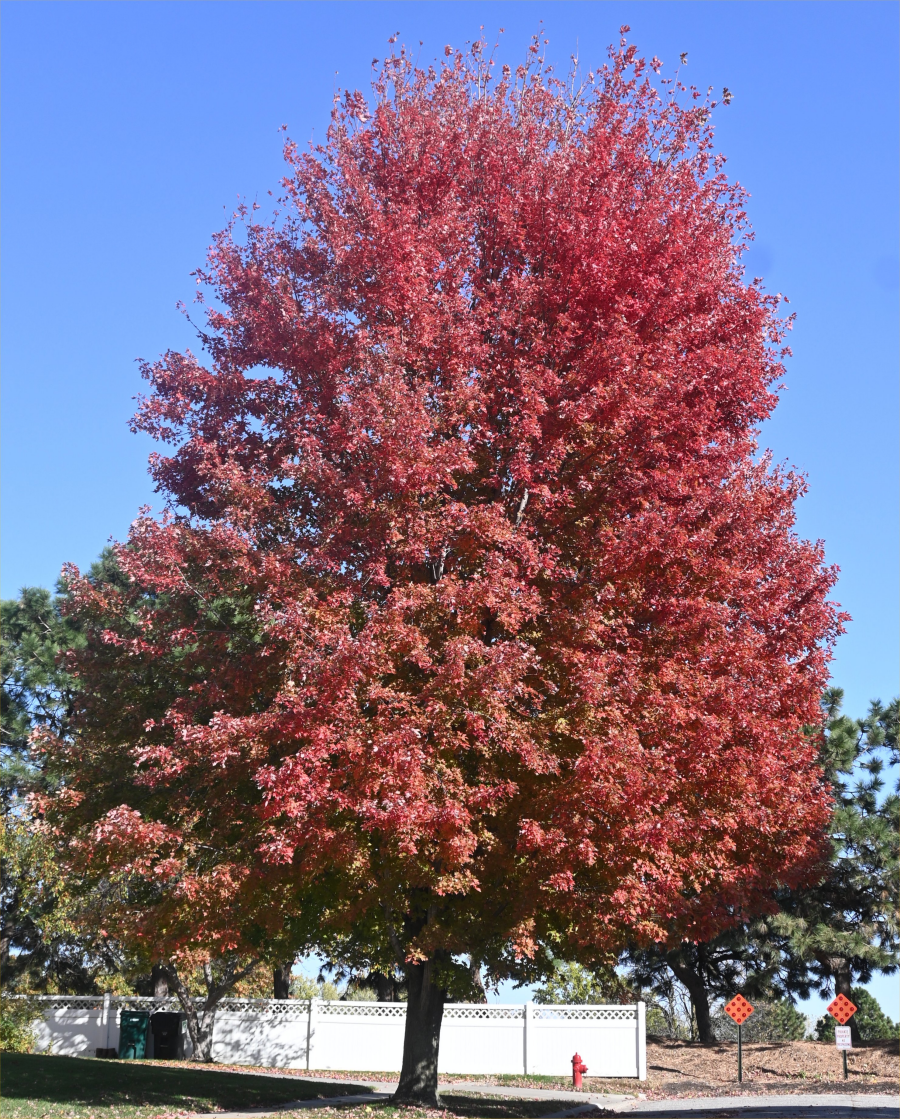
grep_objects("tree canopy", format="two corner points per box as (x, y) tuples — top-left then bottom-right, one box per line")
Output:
(44, 33), (843, 1102)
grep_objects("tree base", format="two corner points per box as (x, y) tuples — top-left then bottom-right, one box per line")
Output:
(391, 1090), (443, 1109)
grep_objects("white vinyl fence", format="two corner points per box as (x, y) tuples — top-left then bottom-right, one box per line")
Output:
(27, 995), (647, 1079)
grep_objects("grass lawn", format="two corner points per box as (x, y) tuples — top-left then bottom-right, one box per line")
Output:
(0, 1055), (589, 1118)
(0, 1053), (367, 1118)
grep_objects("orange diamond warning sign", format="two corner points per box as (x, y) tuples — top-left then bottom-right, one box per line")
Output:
(827, 994), (857, 1025)
(724, 994), (754, 1024)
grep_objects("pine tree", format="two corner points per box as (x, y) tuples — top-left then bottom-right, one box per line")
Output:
(1, 587), (81, 810)
(815, 987), (898, 1042)
(624, 689), (898, 1044)
(623, 924), (786, 1043)
(771, 689), (899, 1043)
(2, 558), (171, 993)
(0, 586), (102, 991)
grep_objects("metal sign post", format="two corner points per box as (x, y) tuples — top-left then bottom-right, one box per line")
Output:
(828, 996), (857, 1082)
(724, 995), (754, 1083)
(835, 1026), (852, 1080)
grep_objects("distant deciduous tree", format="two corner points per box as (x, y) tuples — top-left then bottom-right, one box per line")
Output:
(533, 960), (632, 1005)
(290, 974), (343, 1001)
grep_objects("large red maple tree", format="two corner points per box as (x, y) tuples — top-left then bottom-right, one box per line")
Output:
(48, 35), (843, 1102)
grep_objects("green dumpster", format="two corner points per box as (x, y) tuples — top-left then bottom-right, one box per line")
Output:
(118, 1011), (150, 1059)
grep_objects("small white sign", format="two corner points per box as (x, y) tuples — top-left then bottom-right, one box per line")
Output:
(835, 1026), (852, 1050)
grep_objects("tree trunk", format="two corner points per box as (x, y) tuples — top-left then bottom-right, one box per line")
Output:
(273, 962), (292, 1000)
(666, 948), (715, 1044)
(392, 958), (447, 1107)
(151, 964), (169, 999)
(0, 931), (12, 980)
(470, 964), (487, 1003)
(162, 966), (217, 1061)
(373, 971), (395, 1002)
(159, 958), (260, 1062)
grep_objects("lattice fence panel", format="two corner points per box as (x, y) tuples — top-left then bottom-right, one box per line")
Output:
(318, 1001), (406, 1018)
(216, 999), (311, 1016)
(12, 996), (106, 1011)
(532, 1005), (637, 1021)
(444, 1005), (523, 1020)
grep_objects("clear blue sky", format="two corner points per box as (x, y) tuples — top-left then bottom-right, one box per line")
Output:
(3, 2), (897, 1018)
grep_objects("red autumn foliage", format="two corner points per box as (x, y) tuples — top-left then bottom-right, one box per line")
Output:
(46, 33), (842, 1097)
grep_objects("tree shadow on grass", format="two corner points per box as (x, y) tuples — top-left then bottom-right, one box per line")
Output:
(435, 1096), (603, 1118)
(3, 1059), (612, 1119)
(313, 1099), (604, 1119)
(2, 1054), (366, 1115)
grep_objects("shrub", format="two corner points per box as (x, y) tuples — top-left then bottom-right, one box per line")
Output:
(713, 1000), (808, 1042)
(645, 1001), (691, 1039)
(343, 984), (378, 1002)
(815, 988), (899, 1041)
(0, 996), (41, 1053)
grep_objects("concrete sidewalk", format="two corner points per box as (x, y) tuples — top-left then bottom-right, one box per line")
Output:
(203, 1086), (898, 1119)
(338, 1078), (635, 1106)
(608, 1096), (898, 1118)
(204, 1078), (635, 1118)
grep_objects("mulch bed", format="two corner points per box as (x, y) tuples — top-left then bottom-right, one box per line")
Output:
(143, 1038), (899, 1101)
(605, 1037), (898, 1098)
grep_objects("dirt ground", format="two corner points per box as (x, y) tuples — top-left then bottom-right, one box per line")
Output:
(151, 1037), (898, 1102)
(628, 1036), (899, 1097)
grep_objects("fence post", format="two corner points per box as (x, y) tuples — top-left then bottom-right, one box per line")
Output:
(637, 1000), (647, 1080)
(102, 992), (112, 1051)
(523, 1001), (533, 1075)
(306, 998), (319, 1070)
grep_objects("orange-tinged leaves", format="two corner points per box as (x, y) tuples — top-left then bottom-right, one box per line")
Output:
(47, 38), (841, 971)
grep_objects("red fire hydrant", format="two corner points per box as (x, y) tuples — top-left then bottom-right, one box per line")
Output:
(572, 1052), (588, 1090)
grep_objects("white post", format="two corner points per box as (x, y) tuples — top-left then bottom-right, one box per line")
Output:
(102, 992), (112, 1051)
(306, 998), (319, 1070)
(637, 1000), (647, 1080)
(523, 1001), (533, 1074)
